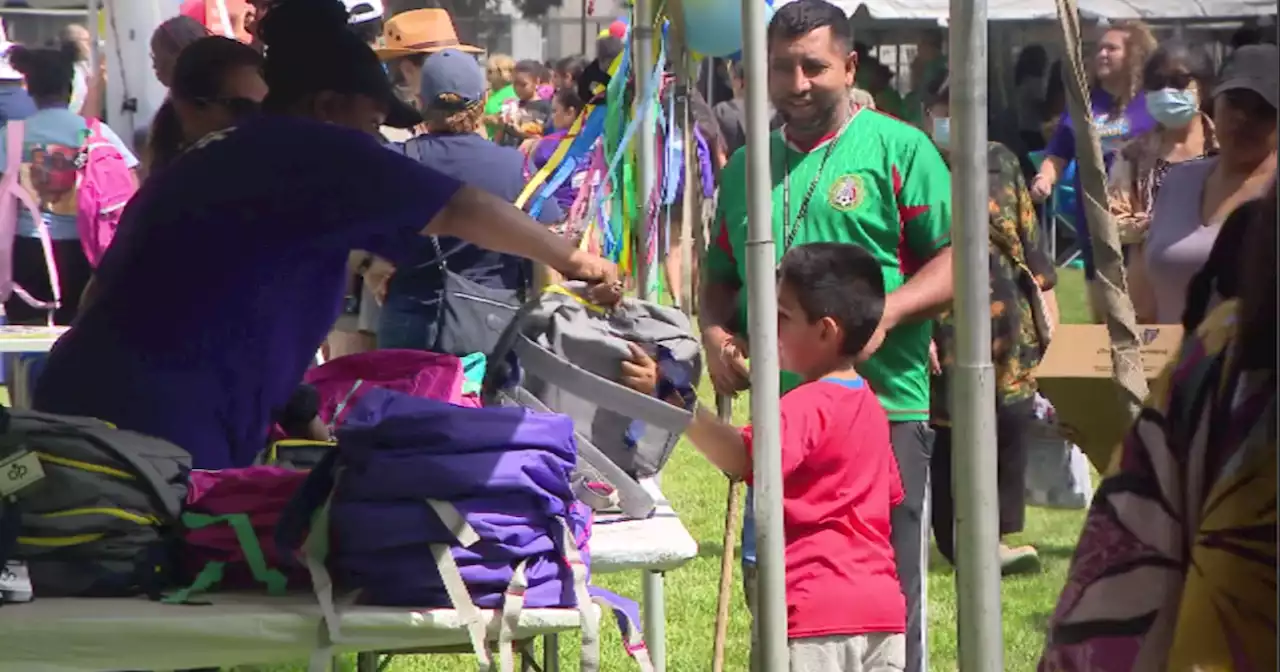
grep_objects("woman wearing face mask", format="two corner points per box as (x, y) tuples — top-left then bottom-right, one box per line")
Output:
(144, 36), (266, 178)
(924, 72), (1061, 575)
(1107, 41), (1218, 247)
(1030, 21), (1157, 319)
(32, 0), (618, 471)
(1127, 44), (1277, 324)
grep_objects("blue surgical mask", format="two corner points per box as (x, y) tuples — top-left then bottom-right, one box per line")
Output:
(931, 116), (951, 150)
(1145, 87), (1199, 128)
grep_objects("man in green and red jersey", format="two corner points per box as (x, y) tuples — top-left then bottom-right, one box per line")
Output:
(702, 3), (953, 671)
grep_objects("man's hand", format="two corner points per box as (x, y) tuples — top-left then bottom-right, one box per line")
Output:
(566, 252), (623, 305)
(703, 327), (750, 396)
(621, 343), (660, 396)
(928, 340), (942, 375)
(362, 258), (396, 306)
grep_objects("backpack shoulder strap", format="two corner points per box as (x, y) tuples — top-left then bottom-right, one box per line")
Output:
(4, 120), (23, 175)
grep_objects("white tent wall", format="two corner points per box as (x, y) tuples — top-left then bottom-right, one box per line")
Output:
(0, 0), (176, 149)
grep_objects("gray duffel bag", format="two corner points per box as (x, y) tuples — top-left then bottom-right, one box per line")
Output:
(482, 283), (701, 519)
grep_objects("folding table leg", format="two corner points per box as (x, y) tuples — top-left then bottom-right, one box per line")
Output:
(643, 570), (667, 672)
(543, 633), (560, 672)
(355, 651), (380, 672)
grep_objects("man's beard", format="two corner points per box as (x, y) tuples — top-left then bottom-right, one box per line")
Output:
(776, 94), (846, 138)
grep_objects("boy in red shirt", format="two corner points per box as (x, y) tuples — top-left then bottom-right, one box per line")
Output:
(623, 242), (906, 671)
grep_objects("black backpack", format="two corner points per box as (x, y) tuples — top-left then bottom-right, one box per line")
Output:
(0, 408), (191, 598)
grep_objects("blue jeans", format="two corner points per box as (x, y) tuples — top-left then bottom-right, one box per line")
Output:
(376, 295), (440, 351)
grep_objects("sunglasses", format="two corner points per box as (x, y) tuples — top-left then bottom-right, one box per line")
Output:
(194, 97), (262, 117)
(1144, 71), (1195, 91)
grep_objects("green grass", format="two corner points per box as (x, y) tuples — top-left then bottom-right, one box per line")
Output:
(240, 270), (1094, 672)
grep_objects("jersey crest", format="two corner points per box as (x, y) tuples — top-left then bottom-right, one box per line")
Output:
(827, 174), (865, 212)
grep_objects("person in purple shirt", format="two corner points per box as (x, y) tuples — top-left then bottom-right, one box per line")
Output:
(528, 86), (588, 213)
(1030, 21), (1158, 288)
(31, 0), (617, 471)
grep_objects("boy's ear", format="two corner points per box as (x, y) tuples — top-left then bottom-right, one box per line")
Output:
(818, 315), (843, 346)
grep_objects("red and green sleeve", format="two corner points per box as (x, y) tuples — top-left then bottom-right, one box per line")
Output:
(892, 135), (953, 274)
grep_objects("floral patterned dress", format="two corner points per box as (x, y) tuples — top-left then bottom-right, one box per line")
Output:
(1039, 299), (1277, 671)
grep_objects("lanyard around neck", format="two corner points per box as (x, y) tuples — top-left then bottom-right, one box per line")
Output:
(779, 111), (855, 260)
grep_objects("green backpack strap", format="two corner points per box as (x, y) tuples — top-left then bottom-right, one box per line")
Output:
(165, 511), (290, 603)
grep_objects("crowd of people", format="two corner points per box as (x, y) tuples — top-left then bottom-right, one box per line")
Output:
(0, 0), (1271, 670)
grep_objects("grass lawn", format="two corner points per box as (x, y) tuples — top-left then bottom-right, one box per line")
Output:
(242, 270), (1095, 672)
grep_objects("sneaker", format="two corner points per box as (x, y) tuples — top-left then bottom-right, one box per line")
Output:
(0, 561), (33, 603)
(1000, 544), (1041, 576)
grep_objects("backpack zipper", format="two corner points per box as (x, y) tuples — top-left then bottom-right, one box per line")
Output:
(35, 452), (135, 480)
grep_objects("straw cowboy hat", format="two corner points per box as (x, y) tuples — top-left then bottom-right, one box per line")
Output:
(374, 9), (482, 60)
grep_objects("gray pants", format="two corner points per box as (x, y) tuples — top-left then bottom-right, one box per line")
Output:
(744, 565), (907, 672)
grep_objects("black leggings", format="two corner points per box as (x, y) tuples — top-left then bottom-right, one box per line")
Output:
(929, 396), (1036, 566)
(3, 236), (92, 326)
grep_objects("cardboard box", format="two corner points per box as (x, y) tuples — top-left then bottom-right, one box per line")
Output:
(1036, 324), (1183, 472)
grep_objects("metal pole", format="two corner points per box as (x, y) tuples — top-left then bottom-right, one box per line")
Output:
(87, 1), (98, 77)
(579, 0), (588, 55)
(633, 0), (657, 302)
(949, 0), (1004, 668)
(740, 0), (786, 670)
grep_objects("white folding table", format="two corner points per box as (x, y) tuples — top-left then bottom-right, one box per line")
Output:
(0, 593), (585, 672)
(542, 479), (699, 672)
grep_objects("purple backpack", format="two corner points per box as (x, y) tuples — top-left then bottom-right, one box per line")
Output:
(277, 388), (653, 671)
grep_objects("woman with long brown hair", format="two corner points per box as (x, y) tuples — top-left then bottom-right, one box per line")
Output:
(1030, 20), (1158, 317)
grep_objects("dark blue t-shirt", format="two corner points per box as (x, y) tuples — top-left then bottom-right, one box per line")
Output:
(33, 116), (463, 469)
(386, 132), (561, 306)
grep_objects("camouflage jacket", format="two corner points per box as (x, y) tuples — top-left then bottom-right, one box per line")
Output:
(931, 142), (1057, 424)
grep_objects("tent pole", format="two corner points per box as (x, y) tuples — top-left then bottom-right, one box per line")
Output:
(949, 0), (1004, 668)
(634, 0), (658, 303)
(740, 0), (787, 669)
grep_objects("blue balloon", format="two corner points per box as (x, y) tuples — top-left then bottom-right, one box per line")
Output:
(683, 0), (775, 58)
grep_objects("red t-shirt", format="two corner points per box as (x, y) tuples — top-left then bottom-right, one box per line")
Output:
(743, 377), (905, 639)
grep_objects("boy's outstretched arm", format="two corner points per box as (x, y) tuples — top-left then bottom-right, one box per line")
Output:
(684, 408), (750, 480)
(622, 344), (750, 480)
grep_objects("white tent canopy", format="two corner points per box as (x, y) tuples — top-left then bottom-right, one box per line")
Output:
(779, 0), (1276, 21)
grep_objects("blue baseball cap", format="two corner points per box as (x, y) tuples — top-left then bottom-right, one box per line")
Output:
(419, 48), (485, 110)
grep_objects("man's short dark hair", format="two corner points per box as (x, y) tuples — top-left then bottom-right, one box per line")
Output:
(778, 243), (885, 357)
(767, 0), (852, 54)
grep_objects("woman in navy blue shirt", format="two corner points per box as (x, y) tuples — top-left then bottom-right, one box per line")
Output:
(33, 0), (617, 470)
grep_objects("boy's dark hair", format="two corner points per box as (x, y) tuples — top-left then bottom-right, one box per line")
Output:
(8, 42), (79, 100)
(553, 86), (583, 113)
(514, 59), (547, 80)
(778, 243), (885, 357)
(767, 0), (852, 54)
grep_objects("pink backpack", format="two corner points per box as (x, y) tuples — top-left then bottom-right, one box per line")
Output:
(302, 349), (478, 429)
(76, 118), (136, 267)
(167, 466), (312, 602)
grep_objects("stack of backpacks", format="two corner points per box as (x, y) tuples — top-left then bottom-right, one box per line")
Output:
(0, 285), (699, 671)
